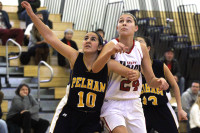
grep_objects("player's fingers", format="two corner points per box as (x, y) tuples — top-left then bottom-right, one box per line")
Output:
(116, 45), (123, 53)
(128, 75), (135, 81)
(183, 114), (188, 120)
(159, 86), (163, 91)
(132, 74), (138, 80)
(21, 2), (25, 8)
(129, 76), (137, 81)
(160, 79), (169, 90)
(161, 85), (168, 90)
(22, 1), (28, 6)
(185, 117), (188, 120)
(114, 46), (120, 53)
(180, 116), (188, 121)
(164, 82), (169, 90)
(118, 42), (125, 48)
(159, 84), (166, 91)
(117, 43), (127, 52)
(183, 116), (188, 120)
(123, 46), (129, 53)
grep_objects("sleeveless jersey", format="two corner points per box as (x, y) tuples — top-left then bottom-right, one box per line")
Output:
(140, 60), (169, 106)
(65, 53), (108, 112)
(105, 39), (143, 100)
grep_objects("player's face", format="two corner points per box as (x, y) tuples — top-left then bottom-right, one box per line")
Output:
(19, 86), (29, 97)
(164, 51), (174, 62)
(117, 14), (138, 36)
(191, 82), (200, 94)
(82, 32), (102, 53)
(65, 32), (73, 40)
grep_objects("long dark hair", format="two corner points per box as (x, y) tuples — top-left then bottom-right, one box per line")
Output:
(15, 83), (31, 96)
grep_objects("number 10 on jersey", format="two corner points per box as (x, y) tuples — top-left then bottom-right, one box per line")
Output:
(77, 91), (97, 108)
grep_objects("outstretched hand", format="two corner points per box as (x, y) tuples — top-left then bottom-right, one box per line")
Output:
(157, 78), (169, 90)
(21, 1), (34, 16)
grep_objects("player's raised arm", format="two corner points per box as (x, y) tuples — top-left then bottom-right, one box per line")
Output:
(21, 1), (78, 67)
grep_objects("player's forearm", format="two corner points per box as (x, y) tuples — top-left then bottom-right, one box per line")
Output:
(172, 85), (183, 111)
(110, 60), (139, 81)
(92, 53), (111, 73)
(92, 44), (114, 73)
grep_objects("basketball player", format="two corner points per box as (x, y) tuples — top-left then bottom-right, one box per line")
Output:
(92, 13), (169, 133)
(21, 2), (140, 133)
(136, 36), (187, 133)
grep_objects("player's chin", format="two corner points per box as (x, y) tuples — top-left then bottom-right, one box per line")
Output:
(119, 31), (130, 36)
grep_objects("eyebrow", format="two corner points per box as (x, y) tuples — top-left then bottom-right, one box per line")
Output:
(91, 36), (97, 39)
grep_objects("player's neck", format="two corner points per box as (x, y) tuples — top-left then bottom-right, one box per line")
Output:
(119, 35), (134, 50)
(83, 53), (98, 72)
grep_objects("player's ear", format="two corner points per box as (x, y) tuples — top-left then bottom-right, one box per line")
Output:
(98, 45), (103, 51)
(134, 25), (138, 32)
(147, 46), (151, 51)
